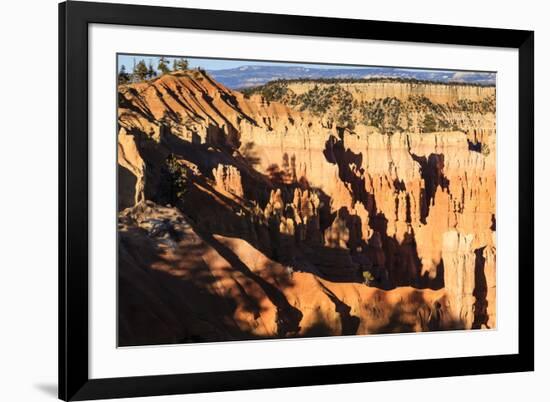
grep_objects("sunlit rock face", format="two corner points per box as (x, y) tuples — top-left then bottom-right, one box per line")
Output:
(117, 70), (496, 346)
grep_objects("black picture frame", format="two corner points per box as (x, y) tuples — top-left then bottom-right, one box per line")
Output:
(59, 1), (534, 400)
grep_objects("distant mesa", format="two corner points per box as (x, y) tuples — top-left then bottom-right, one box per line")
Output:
(209, 65), (496, 89)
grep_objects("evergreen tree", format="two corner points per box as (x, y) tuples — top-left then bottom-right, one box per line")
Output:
(173, 58), (189, 71)
(147, 61), (156, 80)
(133, 60), (148, 82)
(158, 57), (171, 75)
(117, 65), (130, 84)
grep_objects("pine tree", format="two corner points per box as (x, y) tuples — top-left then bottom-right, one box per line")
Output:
(117, 65), (130, 84)
(147, 61), (156, 80)
(133, 60), (148, 82)
(158, 57), (171, 75)
(173, 58), (189, 71)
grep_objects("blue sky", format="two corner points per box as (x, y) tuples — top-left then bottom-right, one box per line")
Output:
(116, 54), (495, 87)
(118, 54), (377, 72)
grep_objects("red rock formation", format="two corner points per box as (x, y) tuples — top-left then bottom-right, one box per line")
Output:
(117, 70), (496, 345)
(212, 164), (244, 198)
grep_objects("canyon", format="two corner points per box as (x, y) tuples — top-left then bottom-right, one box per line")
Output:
(117, 69), (496, 346)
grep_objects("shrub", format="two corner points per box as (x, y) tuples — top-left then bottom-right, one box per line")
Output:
(422, 114), (437, 133)
(157, 57), (171, 75)
(117, 65), (130, 84)
(242, 81), (292, 103)
(362, 270), (375, 286)
(165, 154), (190, 201)
(173, 58), (189, 71)
(132, 60), (149, 82)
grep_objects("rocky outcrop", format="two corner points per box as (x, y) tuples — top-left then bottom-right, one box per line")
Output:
(118, 129), (146, 210)
(212, 164), (244, 198)
(246, 80), (496, 136)
(119, 201), (453, 345)
(117, 71), (496, 345)
(287, 81), (495, 103)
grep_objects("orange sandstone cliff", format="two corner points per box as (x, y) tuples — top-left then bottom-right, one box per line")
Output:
(117, 70), (496, 345)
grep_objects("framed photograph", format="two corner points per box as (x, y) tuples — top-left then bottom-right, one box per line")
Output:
(59, 1), (534, 400)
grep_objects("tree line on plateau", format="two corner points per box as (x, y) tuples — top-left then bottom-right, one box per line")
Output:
(118, 57), (189, 84)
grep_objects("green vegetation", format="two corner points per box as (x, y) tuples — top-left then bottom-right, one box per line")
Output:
(362, 270), (375, 286)
(243, 79), (495, 135)
(243, 76), (495, 88)
(296, 85), (356, 129)
(133, 60), (149, 82)
(298, 85), (337, 113)
(422, 114), (438, 133)
(157, 57), (171, 75)
(242, 81), (293, 102)
(117, 65), (130, 84)
(456, 97), (496, 114)
(118, 57), (195, 85)
(147, 61), (156, 80)
(336, 93), (355, 130)
(360, 97), (403, 134)
(173, 58), (189, 71)
(164, 154), (190, 202)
